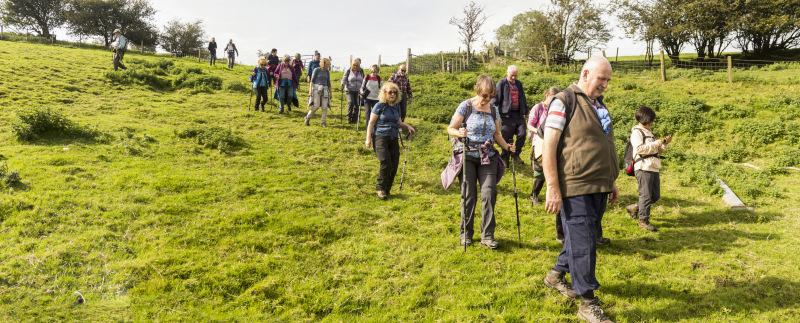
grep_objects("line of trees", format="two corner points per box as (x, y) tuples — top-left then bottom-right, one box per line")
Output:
(0, 0), (206, 55)
(493, 0), (800, 62)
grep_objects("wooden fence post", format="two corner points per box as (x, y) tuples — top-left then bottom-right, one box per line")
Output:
(602, 50), (606, 58)
(440, 51), (444, 72)
(544, 45), (550, 73)
(660, 50), (666, 82)
(1, 26), (3, 40)
(615, 47), (619, 62)
(141, 40), (144, 53)
(378, 55), (381, 66)
(350, 55), (353, 65)
(198, 49), (201, 62)
(51, 35), (54, 44)
(447, 61), (451, 73)
(406, 48), (411, 74)
(728, 56), (733, 84)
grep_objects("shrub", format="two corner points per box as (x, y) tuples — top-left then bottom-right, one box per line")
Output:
(0, 162), (21, 185)
(12, 107), (74, 141)
(104, 69), (172, 89)
(223, 80), (251, 93)
(709, 103), (755, 120)
(732, 120), (784, 146)
(11, 107), (109, 142)
(176, 126), (244, 152)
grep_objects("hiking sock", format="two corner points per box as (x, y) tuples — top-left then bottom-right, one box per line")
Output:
(582, 291), (595, 300)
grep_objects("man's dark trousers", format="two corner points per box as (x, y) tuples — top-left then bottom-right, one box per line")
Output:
(500, 114), (526, 162)
(552, 193), (607, 296)
(399, 93), (408, 122)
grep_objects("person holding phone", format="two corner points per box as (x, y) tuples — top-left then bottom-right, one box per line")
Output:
(625, 106), (672, 232)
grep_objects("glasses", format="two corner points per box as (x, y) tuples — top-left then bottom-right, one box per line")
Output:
(386, 90), (398, 95)
(400, 69), (406, 72)
(480, 94), (491, 99)
(260, 64), (266, 66)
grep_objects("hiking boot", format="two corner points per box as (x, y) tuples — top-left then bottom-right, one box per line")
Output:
(461, 239), (472, 247)
(626, 204), (638, 219)
(578, 298), (613, 323)
(513, 155), (525, 165)
(531, 194), (541, 205)
(260, 104), (266, 112)
(304, 116), (310, 126)
(596, 237), (611, 246)
(480, 239), (499, 249)
(543, 269), (578, 299)
(638, 220), (657, 232)
(376, 190), (388, 200)
(556, 236), (564, 244)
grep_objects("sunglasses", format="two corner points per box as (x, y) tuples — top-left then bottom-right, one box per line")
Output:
(400, 69), (406, 72)
(260, 64), (266, 66)
(386, 90), (398, 94)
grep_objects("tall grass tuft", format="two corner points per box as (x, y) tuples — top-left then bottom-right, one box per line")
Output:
(176, 126), (244, 153)
(11, 107), (109, 142)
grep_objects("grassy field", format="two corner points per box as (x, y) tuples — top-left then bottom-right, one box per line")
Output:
(1, 40), (799, 322)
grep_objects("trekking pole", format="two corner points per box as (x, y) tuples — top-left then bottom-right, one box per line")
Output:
(340, 89), (344, 126)
(461, 123), (469, 252)
(249, 88), (253, 109)
(356, 98), (361, 132)
(511, 137), (522, 248)
(398, 132), (412, 191)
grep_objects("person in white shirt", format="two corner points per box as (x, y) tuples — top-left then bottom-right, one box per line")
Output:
(109, 29), (128, 71)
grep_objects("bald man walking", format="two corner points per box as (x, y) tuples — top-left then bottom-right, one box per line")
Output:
(541, 56), (619, 323)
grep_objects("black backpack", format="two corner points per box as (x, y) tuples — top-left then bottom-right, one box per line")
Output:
(535, 88), (577, 154)
(623, 128), (658, 176)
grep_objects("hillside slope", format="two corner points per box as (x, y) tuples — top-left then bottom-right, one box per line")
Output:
(0, 41), (799, 321)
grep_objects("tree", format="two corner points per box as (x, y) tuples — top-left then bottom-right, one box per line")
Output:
(733, 0), (800, 56)
(0, 0), (66, 37)
(65, 0), (157, 48)
(494, 10), (558, 62)
(449, 1), (489, 60)
(684, 0), (737, 60)
(549, 0), (611, 60)
(160, 19), (204, 56)
(612, 0), (658, 64)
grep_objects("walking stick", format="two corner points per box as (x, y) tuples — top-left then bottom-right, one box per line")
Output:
(340, 89), (344, 126)
(461, 123), (469, 252)
(511, 136), (521, 248)
(399, 131), (412, 191)
(249, 88), (253, 109)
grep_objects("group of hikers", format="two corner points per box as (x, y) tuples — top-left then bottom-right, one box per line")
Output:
(360, 55), (672, 323)
(107, 30), (672, 322)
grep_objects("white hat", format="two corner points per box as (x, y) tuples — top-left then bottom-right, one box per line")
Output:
(114, 29), (121, 34)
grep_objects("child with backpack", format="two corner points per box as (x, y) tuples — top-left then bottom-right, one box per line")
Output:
(625, 106), (672, 232)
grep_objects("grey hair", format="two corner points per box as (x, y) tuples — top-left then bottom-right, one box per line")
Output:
(507, 65), (519, 73)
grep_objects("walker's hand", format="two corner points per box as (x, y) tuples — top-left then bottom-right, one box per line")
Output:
(545, 186), (562, 214)
(608, 183), (620, 206)
(407, 126), (416, 135)
(457, 128), (468, 138)
(665, 135), (673, 144)
(508, 145), (516, 153)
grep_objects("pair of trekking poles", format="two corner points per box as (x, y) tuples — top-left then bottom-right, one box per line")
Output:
(459, 125), (521, 252)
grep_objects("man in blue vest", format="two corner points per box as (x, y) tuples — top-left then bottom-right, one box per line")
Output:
(491, 65), (528, 166)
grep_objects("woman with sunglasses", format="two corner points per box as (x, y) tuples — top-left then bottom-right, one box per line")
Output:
(365, 82), (416, 200)
(250, 58), (271, 111)
(446, 75), (515, 249)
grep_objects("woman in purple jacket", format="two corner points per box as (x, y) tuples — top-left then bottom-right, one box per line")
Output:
(273, 55), (299, 114)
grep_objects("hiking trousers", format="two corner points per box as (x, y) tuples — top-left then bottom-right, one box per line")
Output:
(374, 135), (400, 194)
(307, 88), (329, 124)
(460, 155), (498, 241)
(500, 115), (526, 161)
(254, 86), (268, 111)
(553, 193), (607, 297)
(113, 50), (127, 71)
(398, 93), (408, 121)
(346, 91), (359, 123)
(635, 170), (660, 221)
(209, 52), (216, 66)
(227, 52), (235, 68)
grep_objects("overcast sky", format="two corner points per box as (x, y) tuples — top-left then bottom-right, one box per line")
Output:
(61, 0), (649, 68)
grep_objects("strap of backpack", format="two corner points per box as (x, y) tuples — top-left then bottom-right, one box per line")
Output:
(633, 128), (658, 163)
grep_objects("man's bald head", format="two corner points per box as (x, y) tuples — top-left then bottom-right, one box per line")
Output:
(578, 56), (613, 99)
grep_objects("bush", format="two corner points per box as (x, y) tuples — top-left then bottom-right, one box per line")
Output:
(709, 103), (755, 120)
(176, 126), (244, 152)
(11, 107), (109, 142)
(12, 107), (74, 141)
(732, 120), (784, 146)
(0, 162), (21, 185)
(223, 80), (251, 93)
(104, 69), (172, 89)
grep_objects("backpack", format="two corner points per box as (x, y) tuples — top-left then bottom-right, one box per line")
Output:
(450, 99), (499, 149)
(623, 128), (659, 176)
(535, 88), (577, 155)
(361, 75), (382, 98)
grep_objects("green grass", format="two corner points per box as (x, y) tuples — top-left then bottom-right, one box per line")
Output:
(1, 40), (800, 321)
